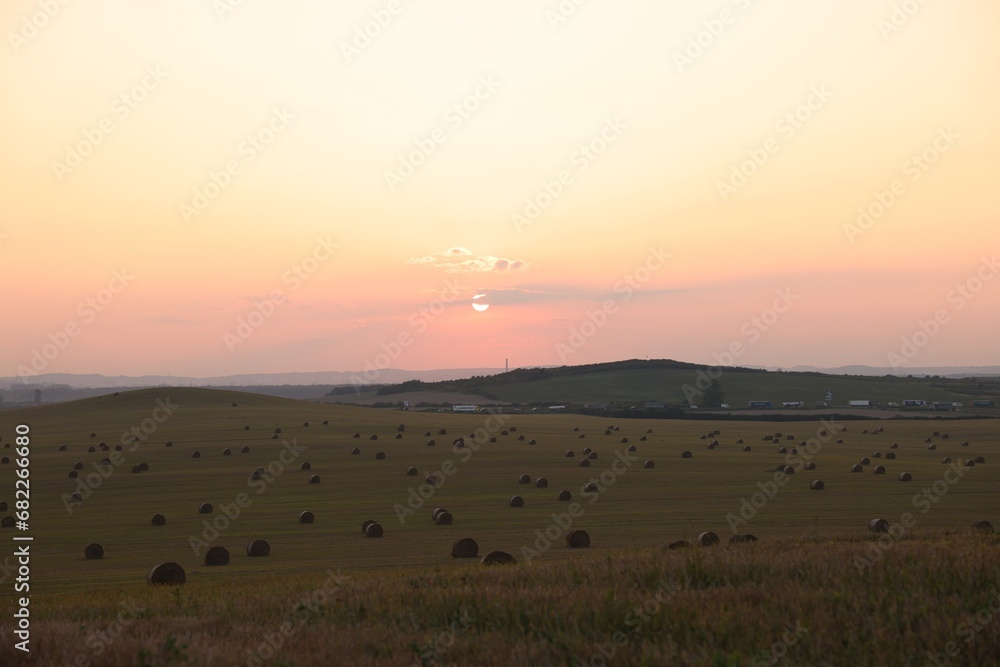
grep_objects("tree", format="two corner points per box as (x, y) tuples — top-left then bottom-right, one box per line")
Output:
(703, 379), (725, 407)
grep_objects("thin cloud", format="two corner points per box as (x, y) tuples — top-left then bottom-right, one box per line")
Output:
(407, 249), (529, 273)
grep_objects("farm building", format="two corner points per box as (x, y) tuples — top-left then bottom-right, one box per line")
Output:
(748, 400), (772, 408)
(972, 400), (995, 408)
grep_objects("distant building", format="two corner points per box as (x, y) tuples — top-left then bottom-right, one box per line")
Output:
(452, 405), (476, 412)
(548, 405), (567, 411)
(644, 402), (666, 409)
(848, 400), (870, 407)
(903, 400), (926, 407)
(814, 401), (829, 408)
(748, 400), (773, 408)
(931, 402), (954, 411)
(782, 401), (804, 408)
(972, 400), (995, 408)
(584, 403), (608, 410)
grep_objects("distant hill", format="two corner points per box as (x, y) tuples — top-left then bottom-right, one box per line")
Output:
(782, 365), (1000, 378)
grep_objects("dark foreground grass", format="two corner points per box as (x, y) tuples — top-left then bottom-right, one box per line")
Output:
(1, 535), (998, 666)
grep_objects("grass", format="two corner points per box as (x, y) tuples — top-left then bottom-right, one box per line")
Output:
(0, 387), (997, 665)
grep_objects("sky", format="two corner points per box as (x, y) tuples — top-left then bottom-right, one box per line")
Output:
(1, 0), (998, 379)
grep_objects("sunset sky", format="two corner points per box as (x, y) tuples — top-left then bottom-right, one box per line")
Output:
(1, 0), (998, 378)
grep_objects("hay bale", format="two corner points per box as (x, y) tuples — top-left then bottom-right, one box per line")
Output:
(425, 474), (440, 486)
(566, 529), (590, 548)
(804, 462), (816, 471)
(71, 493), (83, 502)
(301, 462), (311, 471)
(782, 465), (795, 475)
(138, 462), (149, 471)
(578, 434), (585, 439)
(667, 540), (693, 550)
(423, 431), (432, 437)
(932, 431), (940, 437)
(192, 451), (201, 458)
(872, 451), (881, 458)
(303, 421), (309, 427)
(890, 443), (898, 449)
(500, 430), (508, 436)
(100, 457), (111, 465)
(778, 447), (788, 454)
(927, 444), (937, 451)
(836, 439), (843, 444)
(789, 448), (797, 455)
(274, 428), (282, 434)
(490, 437), (497, 443)
(147, 562), (185, 585)
(481, 551), (516, 565)
(406, 466), (418, 476)
(868, 518), (889, 533)
(223, 448), (231, 456)
(942, 457), (952, 464)
(509, 427), (517, 432)
(643, 460), (654, 469)
(426, 440), (436, 447)
(558, 490), (572, 501)
(198, 503), (213, 514)
(885, 452), (896, 460)
(588, 452), (598, 460)
(518, 474), (531, 484)
(0, 516), (14, 528)
(535, 478), (548, 488)
(729, 534), (758, 543)
(68, 470), (78, 479)
(204, 546), (230, 566)
(322, 420), (329, 426)
(151, 514), (166, 526)
(299, 511), (314, 524)
(584, 483), (598, 493)
(628, 445), (638, 452)
(898, 472), (912, 482)
(681, 451), (692, 458)
(639, 436), (646, 442)
(971, 521), (995, 534)
(244, 425), (250, 431)
(0, 502), (7, 511)
(365, 522), (384, 538)
(860, 457), (870, 465)
(565, 450), (575, 458)
(362, 519), (377, 534)
(975, 456), (986, 464)
(873, 466), (886, 475)
(375, 452), (386, 460)
(165, 442), (173, 448)
(646, 428), (653, 434)
(432, 508), (449, 522)
(509, 495), (524, 507)
(370, 434), (378, 441)
(707, 443), (717, 450)
(353, 432), (360, 439)
(271, 434), (279, 440)
(810, 480), (825, 490)
(699, 434), (707, 440)
(582, 447), (593, 455)
(434, 511), (454, 526)
(851, 464), (863, 473)
(518, 435), (526, 441)
(961, 441), (970, 447)
(697, 531), (720, 547)
(579, 458), (590, 467)
(351, 447), (360, 455)
(452, 538), (479, 558)
(247, 539), (270, 557)
(395, 433), (402, 440)
(309, 474), (320, 484)
(621, 437), (629, 444)
(88, 446), (96, 453)
(84, 543), (104, 560)
(965, 459), (976, 467)
(743, 445), (752, 452)
(250, 468), (265, 481)
(131, 465), (141, 474)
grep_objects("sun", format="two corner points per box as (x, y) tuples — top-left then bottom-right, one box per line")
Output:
(471, 294), (490, 312)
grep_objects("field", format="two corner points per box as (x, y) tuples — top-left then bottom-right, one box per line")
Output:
(1, 388), (998, 666)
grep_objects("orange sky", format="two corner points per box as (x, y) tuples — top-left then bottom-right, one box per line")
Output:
(1, 0), (998, 378)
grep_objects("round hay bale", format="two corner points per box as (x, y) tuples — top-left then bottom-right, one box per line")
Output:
(365, 522), (384, 538)
(490, 437), (497, 443)
(147, 562), (185, 585)
(423, 431), (432, 437)
(303, 421), (309, 427)
(697, 532), (720, 547)
(100, 444), (109, 451)
(73, 461), (83, 470)
(406, 466), (418, 476)
(222, 448), (231, 456)
(860, 457), (870, 465)
(481, 550), (516, 566)
(558, 490), (572, 501)
(578, 434), (585, 439)
(526, 438), (536, 445)
(810, 480), (825, 490)
(628, 445), (638, 452)
(778, 447), (788, 454)
(396, 424), (406, 432)
(299, 511), (314, 524)
(68, 470), (78, 479)
(643, 460), (655, 469)
(933, 431), (940, 437)
(588, 452), (598, 460)
(352, 432), (360, 439)
(274, 428), (282, 434)
(872, 451), (881, 458)
(851, 464), (863, 473)
(604, 429), (612, 435)
(151, 514), (166, 526)
(0, 502), (7, 511)
(131, 465), (141, 474)
(426, 440), (436, 447)
(204, 546), (230, 566)
(425, 474), (440, 486)
(873, 466), (886, 475)
(370, 434), (378, 441)
(375, 452), (386, 460)
(729, 534), (758, 543)
(244, 425), (250, 430)
(868, 518), (890, 533)
(247, 539), (270, 557)
(836, 439), (843, 444)
(535, 478), (548, 488)
(84, 543), (104, 560)
(434, 511), (454, 526)
(965, 459), (976, 467)
(509, 495), (524, 507)
(789, 448), (797, 455)
(518, 474), (531, 484)
(71, 493), (83, 502)
(699, 434), (707, 440)
(198, 503), (213, 514)
(432, 508), (449, 522)
(961, 441), (970, 447)
(192, 451), (201, 458)
(566, 529), (590, 548)
(165, 441), (173, 448)
(681, 451), (692, 458)
(927, 444), (937, 451)
(439, 428), (448, 435)
(271, 434), (279, 440)
(743, 445), (752, 452)
(971, 521), (995, 534)
(620, 437), (629, 444)
(667, 540), (693, 550)
(452, 538), (479, 558)
(584, 482), (598, 493)
(885, 452), (896, 460)
(942, 457), (952, 464)
(301, 462), (311, 471)
(139, 462), (149, 471)
(579, 458), (590, 467)
(782, 466), (795, 475)
(250, 468), (265, 481)
(351, 447), (360, 455)
(0, 516), (14, 528)
(362, 519), (377, 534)
(322, 420), (329, 425)
(59, 444), (68, 451)
(241, 446), (250, 453)
(707, 443), (717, 450)
(518, 435), (526, 441)
(639, 436), (647, 442)
(90, 433), (97, 438)
(898, 472), (912, 482)
(975, 456), (986, 464)
(87, 446), (96, 453)
(565, 450), (575, 458)
(309, 474), (320, 484)
(100, 457), (111, 465)
(394, 433), (402, 440)
(646, 428), (653, 434)
(803, 462), (816, 471)
(582, 447), (593, 455)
